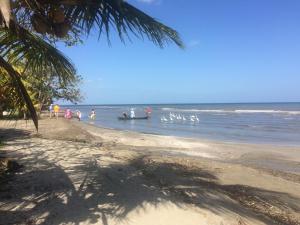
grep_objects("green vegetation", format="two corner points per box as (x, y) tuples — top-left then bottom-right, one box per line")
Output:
(0, 65), (82, 118)
(0, 0), (183, 130)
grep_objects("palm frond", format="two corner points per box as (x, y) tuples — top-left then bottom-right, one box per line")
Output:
(70, 0), (184, 47)
(0, 22), (77, 131)
(0, 56), (38, 130)
(14, 0), (184, 48)
(0, 23), (76, 84)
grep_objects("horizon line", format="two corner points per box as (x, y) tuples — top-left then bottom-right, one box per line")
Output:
(60, 101), (300, 106)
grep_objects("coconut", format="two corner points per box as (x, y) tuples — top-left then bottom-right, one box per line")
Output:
(49, 8), (65, 23)
(36, 0), (50, 5)
(31, 14), (50, 34)
(53, 22), (71, 38)
(19, 0), (29, 8)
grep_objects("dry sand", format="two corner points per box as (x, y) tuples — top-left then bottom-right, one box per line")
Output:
(0, 119), (300, 225)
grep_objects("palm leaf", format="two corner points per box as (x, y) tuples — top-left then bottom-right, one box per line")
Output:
(0, 55), (38, 130)
(0, 23), (76, 84)
(0, 22), (77, 131)
(66, 0), (183, 47)
(14, 0), (184, 48)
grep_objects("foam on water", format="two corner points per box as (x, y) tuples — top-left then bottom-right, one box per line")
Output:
(162, 108), (300, 115)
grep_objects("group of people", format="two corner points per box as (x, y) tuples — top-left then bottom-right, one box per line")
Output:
(49, 105), (151, 121)
(49, 104), (96, 121)
(123, 108), (135, 119)
(63, 109), (82, 121)
(122, 107), (152, 119)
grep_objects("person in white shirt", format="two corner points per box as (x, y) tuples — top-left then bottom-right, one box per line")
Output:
(90, 109), (96, 120)
(76, 110), (82, 121)
(130, 108), (135, 118)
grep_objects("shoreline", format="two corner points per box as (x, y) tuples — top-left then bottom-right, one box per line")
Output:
(1, 118), (300, 171)
(75, 119), (300, 167)
(80, 118), (300, 148)
(61, 101), (300, 147)
(2, 118), (300, 169)
(1, 118), (300, 224)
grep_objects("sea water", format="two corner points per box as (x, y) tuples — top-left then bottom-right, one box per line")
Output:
(67, 103), (300, 146)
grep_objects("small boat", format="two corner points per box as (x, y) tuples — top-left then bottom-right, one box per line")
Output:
(118, 116), (149, 120)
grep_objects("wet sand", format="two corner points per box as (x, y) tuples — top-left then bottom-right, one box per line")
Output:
(0, 118), (300, 225)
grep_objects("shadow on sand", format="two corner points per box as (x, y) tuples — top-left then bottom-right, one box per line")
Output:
(0, 128), (31, 142)
(0, 128), (299, 225)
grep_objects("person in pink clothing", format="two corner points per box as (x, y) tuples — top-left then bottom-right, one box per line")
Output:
(64, 109), (72, 119)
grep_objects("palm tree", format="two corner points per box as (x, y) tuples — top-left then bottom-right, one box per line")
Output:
(0, 0), (183, 130)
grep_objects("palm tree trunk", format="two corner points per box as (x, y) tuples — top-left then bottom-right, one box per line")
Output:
(0, 0), (11, 27)
(0, 56), (38, 130)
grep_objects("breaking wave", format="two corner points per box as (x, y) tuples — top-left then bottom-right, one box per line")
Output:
(161, 108), (300, 115)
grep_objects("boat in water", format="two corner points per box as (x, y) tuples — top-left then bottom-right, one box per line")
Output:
(118, 116), (149, 120)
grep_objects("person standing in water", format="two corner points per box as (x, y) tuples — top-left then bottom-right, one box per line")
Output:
(145, 107), (152, 117)
(90, 109), (96, 120)
(130, 108), (135, 118)
(76, 110), (82, 121)
(122, 112), (128, 118)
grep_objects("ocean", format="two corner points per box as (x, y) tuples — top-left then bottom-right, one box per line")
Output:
(66, 103), (300, 146)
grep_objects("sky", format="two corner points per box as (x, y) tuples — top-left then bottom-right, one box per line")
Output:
(58, 0), (300, 104)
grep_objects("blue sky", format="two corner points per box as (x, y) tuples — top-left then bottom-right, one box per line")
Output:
(58, 0), (300, 104)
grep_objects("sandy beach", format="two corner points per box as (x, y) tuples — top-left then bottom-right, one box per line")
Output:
(1, 118), (300, 225)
